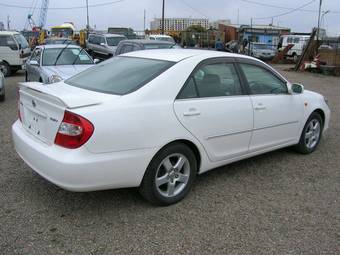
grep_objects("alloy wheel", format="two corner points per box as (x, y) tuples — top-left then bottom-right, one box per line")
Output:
(304, 119), (321, 149)
(155, 153), (190, 198)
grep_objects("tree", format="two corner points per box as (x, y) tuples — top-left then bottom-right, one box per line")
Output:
(185, 25), (206, 33)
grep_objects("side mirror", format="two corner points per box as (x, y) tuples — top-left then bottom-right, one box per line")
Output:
(291, 83), (304, 94)
(93, 58), (100, 64)
(29, 60), (39, 66)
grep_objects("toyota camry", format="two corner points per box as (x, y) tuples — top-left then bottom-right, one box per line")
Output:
(12, 49), (330, 205)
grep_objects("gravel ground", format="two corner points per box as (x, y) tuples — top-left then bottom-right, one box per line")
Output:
(0, 67), (339, 255)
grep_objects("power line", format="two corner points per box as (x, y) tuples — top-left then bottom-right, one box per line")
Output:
(179, 0), (209, 18)
(252, 0), (317, 20)
(0, 0), (125, 10)
(241, 0), (340, 14)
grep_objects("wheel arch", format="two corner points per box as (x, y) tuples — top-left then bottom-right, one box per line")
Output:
(151, 139), (202, 173)
(313, 108), (325, 125)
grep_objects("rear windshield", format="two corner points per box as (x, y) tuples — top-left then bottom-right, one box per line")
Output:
(65, 56), (174, 95)
(106, 36), (126, 46)
(144, 43), (175, 49)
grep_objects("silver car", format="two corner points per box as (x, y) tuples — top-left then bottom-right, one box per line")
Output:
(25, 44), (97, 84)
(86, 33), (127, 59)
(247, 42), (277, 60)
(0, 67), (4, 101)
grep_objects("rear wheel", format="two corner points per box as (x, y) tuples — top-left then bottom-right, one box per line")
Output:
(294, 112), (323, 154)
(0, 93), (4, 102)
(292, 53), (298, 63)
(139, 143), (197, 205)
(0, 62), (11, 77)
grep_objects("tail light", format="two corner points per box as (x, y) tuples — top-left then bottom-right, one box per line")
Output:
(54, 111), (94, 149)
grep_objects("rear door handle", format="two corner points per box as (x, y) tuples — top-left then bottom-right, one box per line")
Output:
(183, 109), (201, 116)
(254, 106), (266, 111)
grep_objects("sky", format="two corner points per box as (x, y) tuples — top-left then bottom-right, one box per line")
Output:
(0, 0), (339, 35)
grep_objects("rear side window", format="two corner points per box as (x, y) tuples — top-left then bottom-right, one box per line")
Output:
(65, 56), (174, 95)
(178, 62), (242, 99)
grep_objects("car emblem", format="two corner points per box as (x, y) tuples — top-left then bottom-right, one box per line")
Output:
(32, 100), (36, 108)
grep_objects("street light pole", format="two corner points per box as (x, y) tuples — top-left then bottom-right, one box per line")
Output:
(316, 0), (322, 41)
(86, 0), (90, 37)
(161, 0), (165, 35)
(321, 10), (330, 28)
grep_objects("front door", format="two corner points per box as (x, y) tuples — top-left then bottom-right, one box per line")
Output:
(174, 58), (253, 162)
(238, 62), (303, 152)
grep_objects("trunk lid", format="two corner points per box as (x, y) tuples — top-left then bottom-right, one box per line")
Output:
(19, 81), (119, 145)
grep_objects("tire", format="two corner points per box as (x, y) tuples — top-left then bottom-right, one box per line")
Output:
(0, 93), (4, 102)
(294, 112), (323, 154)
(25, 71), (28, 82)
(139, 143), (197, 205)
(0, 62), (11, 77)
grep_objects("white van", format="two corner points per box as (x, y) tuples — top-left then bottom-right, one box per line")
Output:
(147, 34), (175, 43)
(0, 31), (30, 76)
(278, 34), (310, 62)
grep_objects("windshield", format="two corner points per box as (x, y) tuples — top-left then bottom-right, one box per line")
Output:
(51, 28), (73, 37)
(157, 37), (175, 43)
(46, 39), (77, 45)
(14, 34), (29, 49)
(65, 56), (174, 95)
(253, 44), (271, 50)
(144, 43), (175, 49)
(42, 48), (93, 66)
(106, 36), (126, 46)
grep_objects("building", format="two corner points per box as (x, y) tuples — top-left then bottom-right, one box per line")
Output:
(0, 22), (4, 31)
(219, 24), (290, 46)
(210, 19), (231, 29)
(150, 18), (209, 31)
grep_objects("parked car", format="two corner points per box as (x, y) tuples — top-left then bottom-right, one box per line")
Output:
(86, 33), (126, 59)
(44, 38), (78, 45)
(0, 67), (5, 101)
(246, 42), (277, 60)
(25, 44), (96, 84)
(13, 49), (330, 205)
(0, 31), (31, 76)
(278, 34), (310, 62)
(115, 39), (176, 55)
(147, 34), (175, 43)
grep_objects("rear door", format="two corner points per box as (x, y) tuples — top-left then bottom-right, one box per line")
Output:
(174, 58), (253, 162)
(237, 59), (303, 152)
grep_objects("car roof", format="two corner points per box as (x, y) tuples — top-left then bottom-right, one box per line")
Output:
(121, 39), (174, 45)
(0, 31), (21, 35)
(122, 49), (250, 62)
(149, 34), (172, 38)
(37, 44), (81, 49)
(89, 33), (125, 37)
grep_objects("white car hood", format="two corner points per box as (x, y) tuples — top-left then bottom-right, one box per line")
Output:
(42, 65), (94, 80)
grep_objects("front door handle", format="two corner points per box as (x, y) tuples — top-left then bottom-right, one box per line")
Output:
(183, 108), (201, 116)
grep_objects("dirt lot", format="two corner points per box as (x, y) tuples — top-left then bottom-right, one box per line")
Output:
(0, 66), (339, 254)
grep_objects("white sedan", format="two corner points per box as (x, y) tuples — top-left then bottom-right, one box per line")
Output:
(12, 49), (330, 205)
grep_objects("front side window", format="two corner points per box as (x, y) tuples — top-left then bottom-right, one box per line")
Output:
(30, 48), (41, 63)
(42, 48), (93, 66)
(178, 61), (242, 99)
(13, 34), (29, 49)
(106, 36), (126, 46)
(240, 64), (287, 95)
(65, 56), (174, 95)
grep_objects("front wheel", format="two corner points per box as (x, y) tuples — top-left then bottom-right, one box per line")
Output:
(139, 143), (197, 205)
(294, 112), (323, 154)
(0, 62), (11, 77)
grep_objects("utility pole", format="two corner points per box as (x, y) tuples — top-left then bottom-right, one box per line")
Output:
(86, 0), (90, 37)
(237, 8), (239, 25)
(249, 17), (253, 56)
(144, 9), (146, 32)
(316, 0), (322, 41)
(7, 15), (10, 31)
(161, 0), (165, 35)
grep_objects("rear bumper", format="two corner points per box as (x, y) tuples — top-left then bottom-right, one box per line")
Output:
(12, 120), (156, 191)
